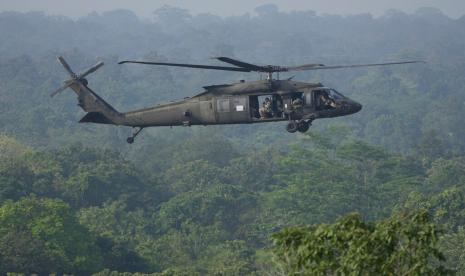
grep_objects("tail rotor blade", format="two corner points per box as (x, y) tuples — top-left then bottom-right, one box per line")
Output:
(50, 82), (72, 98)
(52, 58), (104, 98)
(78, 61), (104, 79)
(57, 56), (76, 77)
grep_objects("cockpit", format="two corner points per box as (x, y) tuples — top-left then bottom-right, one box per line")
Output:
(311, 88), (362, 115)
(313, 89), (340, 110)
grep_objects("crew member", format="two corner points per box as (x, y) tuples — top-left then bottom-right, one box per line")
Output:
(259, 97), (272, 118)
(319, 92), (336, 109)
(292, 97), (303, 109)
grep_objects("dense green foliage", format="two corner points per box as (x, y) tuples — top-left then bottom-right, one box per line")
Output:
(0, 196), (102, 274)
(1, 6), (465, 275)
(271, 211), (449, 275)
(1, 129), (464, 274)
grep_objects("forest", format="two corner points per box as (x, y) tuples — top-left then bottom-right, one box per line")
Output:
(1, 4), (465, 275)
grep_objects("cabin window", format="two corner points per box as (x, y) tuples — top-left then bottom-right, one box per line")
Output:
(217, 98), (230, 112)
(233, 98), (247, 112)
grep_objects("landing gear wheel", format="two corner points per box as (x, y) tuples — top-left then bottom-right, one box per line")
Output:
(126, 127), (143, 144)
(286, 121), (299, 133)
(298, 121), (310, 133)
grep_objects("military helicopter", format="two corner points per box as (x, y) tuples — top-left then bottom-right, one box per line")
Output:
(51, 56), (421, 143)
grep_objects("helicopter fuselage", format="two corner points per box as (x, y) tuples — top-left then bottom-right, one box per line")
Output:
(53, 55), (420, 142)
(119, 79), (362, 128)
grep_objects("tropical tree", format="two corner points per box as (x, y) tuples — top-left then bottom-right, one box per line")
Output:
(0, 196), (103, 275)
(270, 211), (450, 275)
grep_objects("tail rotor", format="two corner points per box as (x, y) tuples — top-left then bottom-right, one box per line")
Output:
(51, 56), (104, 98)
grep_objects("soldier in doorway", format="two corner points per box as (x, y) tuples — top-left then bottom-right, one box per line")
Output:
(259, 97), (272, 118)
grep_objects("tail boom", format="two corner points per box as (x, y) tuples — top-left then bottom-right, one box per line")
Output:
(53, 56), (125, 126)
(69, 82), (124, 125)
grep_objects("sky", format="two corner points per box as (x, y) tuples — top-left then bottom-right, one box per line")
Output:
(1, 0), (465, 19)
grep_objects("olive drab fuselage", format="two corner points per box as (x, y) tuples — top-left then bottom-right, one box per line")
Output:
(121, 79), (362, 127)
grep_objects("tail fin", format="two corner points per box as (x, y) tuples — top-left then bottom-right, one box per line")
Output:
(52, 56), (123, 125)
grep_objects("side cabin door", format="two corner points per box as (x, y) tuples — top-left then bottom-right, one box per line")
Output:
(199, 99), (216, 124)
(303, 90), (316, 113)
(215, 96), (249, 124)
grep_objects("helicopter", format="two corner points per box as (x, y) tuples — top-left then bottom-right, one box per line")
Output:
(51, 56), (422, 144)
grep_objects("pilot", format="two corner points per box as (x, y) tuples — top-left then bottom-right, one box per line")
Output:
(259, 97), (272, 118)
(319, 92), (336, 109)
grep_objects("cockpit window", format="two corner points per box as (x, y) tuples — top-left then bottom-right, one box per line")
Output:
(328, 89), (344, 100)
(315, 89), (337, 110)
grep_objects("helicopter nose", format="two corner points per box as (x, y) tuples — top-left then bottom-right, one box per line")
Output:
(352, 102), (362, 113)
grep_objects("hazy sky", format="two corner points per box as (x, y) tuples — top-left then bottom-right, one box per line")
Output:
(1, 0), (465, 19)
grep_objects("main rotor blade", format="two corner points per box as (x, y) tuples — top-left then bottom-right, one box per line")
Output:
(50, 82), (72, 98)
(278, 63), (325, 71)
(214, 57), (266, 71)
(78, 61), (104, 79)
(118, 60), (251, 72)
(284, 60), (425, 72)
(57, 56), (76, 77)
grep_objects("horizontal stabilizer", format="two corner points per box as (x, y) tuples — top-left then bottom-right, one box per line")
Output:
(79, 112), (114, 124)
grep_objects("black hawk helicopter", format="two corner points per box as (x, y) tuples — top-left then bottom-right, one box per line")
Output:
(51, 56), (422, 143)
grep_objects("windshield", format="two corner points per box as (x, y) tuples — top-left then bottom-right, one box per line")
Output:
(328, 89), (345, 100)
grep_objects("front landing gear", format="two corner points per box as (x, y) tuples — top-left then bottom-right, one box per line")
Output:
(297, 120), (310, 133)
(127, 127), (144, 144)
(286, 121), (299, 133)
(286, 120), (311, 133)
